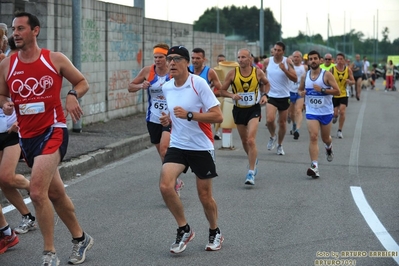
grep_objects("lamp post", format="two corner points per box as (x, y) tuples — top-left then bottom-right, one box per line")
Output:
(279, 0), (282, 41)
(259, 0), (264, 55)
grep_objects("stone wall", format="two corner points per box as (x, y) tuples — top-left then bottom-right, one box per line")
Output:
(0, 0), (260, 128)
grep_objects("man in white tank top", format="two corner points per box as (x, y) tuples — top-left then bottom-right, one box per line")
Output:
(288, 50), (308, 140)
(263, 41), (297, 155)
(297, 50), (340, 179)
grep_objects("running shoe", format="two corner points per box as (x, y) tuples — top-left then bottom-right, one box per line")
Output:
(332, 116), (338, 124)
(0, 230), (19, 254)
(326, 146), (334, 162)
(214, 131), (221, 140)
(276, 145), (285, 155)
(337, 131), (343, 139)
(170, 228), (195, 254)
(175, 178), (184, 197)
(307, 164), (320, 178)
(205, 232), (224, 251)
(293, 131), (300, 140)
(245, 172), (255, 185)
(267, 136), (277, 150)
(68, 233), (94, 265)
(14, 216), (36, 234)
(42, 251), (60, 266)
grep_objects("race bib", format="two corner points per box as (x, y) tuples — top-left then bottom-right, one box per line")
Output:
(0, 114), (7, 132)
(19, 102), (45, 115)
(307, 96), (325, 108)
(237, 92), (256, 106)
(150, 98), (167, 115)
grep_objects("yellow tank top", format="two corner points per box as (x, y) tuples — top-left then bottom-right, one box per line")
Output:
(231, 67), (260, 108)
(332, 66), (349, 98)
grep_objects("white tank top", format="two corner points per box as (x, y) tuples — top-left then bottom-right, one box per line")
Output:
(266, 56), (290, 98)
(289, 65), (306, 93)
(304, 69), (333, 115)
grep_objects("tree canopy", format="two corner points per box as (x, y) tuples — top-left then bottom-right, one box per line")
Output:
(194, 5), (399, 62)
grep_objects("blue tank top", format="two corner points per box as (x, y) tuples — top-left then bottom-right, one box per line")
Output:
(353, 60), (363, 77)
(189, 65), (211, 85)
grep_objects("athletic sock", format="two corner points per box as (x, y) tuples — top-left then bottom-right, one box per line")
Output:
(179, 224), (190, 233)
(0, 224), (11, 236)
(73, 232), (85, 242)
(22, 212), (35, 221)
(209, 227), (220, 236)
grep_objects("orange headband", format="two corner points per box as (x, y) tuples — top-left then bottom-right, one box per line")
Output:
(153, 47), (168, 55)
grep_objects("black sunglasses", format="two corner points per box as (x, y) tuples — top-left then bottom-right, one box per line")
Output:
(166, 56), (185, 63)
(324, 58), (332, 60)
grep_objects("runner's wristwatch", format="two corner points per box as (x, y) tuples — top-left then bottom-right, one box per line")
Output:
(187, 112), (193, 121)
(67, 90), (78, 98)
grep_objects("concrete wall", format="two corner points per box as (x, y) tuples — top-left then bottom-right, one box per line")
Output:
(0, 0), (260, 128)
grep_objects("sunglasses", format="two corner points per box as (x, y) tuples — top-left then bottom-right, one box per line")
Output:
(324, 58), (332, 60)
(166, 56), (185, 63)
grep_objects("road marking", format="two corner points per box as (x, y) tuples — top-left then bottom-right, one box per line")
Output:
(349, 92), (367, 176)
(351, 186), (399, 264)
(349, 92), (399, 264)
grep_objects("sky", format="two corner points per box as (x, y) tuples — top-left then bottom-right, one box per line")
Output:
(101, 0), (399, 42)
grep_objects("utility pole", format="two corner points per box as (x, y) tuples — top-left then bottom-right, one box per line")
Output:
(279, 0), (282, 41)
(376, 10), (379, 63)
(217, 7), (219, 34)
(72, 0), (82, 132)
(259, 0), (264, 55)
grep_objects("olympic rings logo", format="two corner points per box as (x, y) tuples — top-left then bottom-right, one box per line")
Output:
(11, 76), (53, 98)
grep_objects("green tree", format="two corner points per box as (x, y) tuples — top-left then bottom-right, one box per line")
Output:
(193, 5), (281, 54)
(194, 6), (398, 59)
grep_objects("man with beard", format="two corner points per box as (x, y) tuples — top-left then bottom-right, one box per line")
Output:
(298, 50), (340, 178)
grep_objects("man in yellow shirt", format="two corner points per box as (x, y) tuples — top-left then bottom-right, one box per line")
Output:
(320, 53), (335, 71)
(331, 53), (355, 139)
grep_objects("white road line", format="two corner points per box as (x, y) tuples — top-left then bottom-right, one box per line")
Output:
(349, 92), (399, 264)
(2, 198), (32, 214)
(348, 92), (367, 177)
(351, 186), (399, 264)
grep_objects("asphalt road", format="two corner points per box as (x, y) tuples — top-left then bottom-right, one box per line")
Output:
(2, 79), (398, 266)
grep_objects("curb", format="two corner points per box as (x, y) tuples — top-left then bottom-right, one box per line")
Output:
(0, 134), (151, 207)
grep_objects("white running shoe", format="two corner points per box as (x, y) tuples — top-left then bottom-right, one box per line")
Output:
(170, 228), (195, 254)
(14, 216), (36, 234)
(267, 136), (277, 150)
(205, 232), (224, 251)
(307, 164), (320, 178)
(276, 145), (285, 155)
(337, 131), (343, 139)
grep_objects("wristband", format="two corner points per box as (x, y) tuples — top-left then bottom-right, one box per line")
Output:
(262, 93), (268, 98)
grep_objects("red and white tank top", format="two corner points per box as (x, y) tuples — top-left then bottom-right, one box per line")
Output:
(6, 49), (66, 138)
